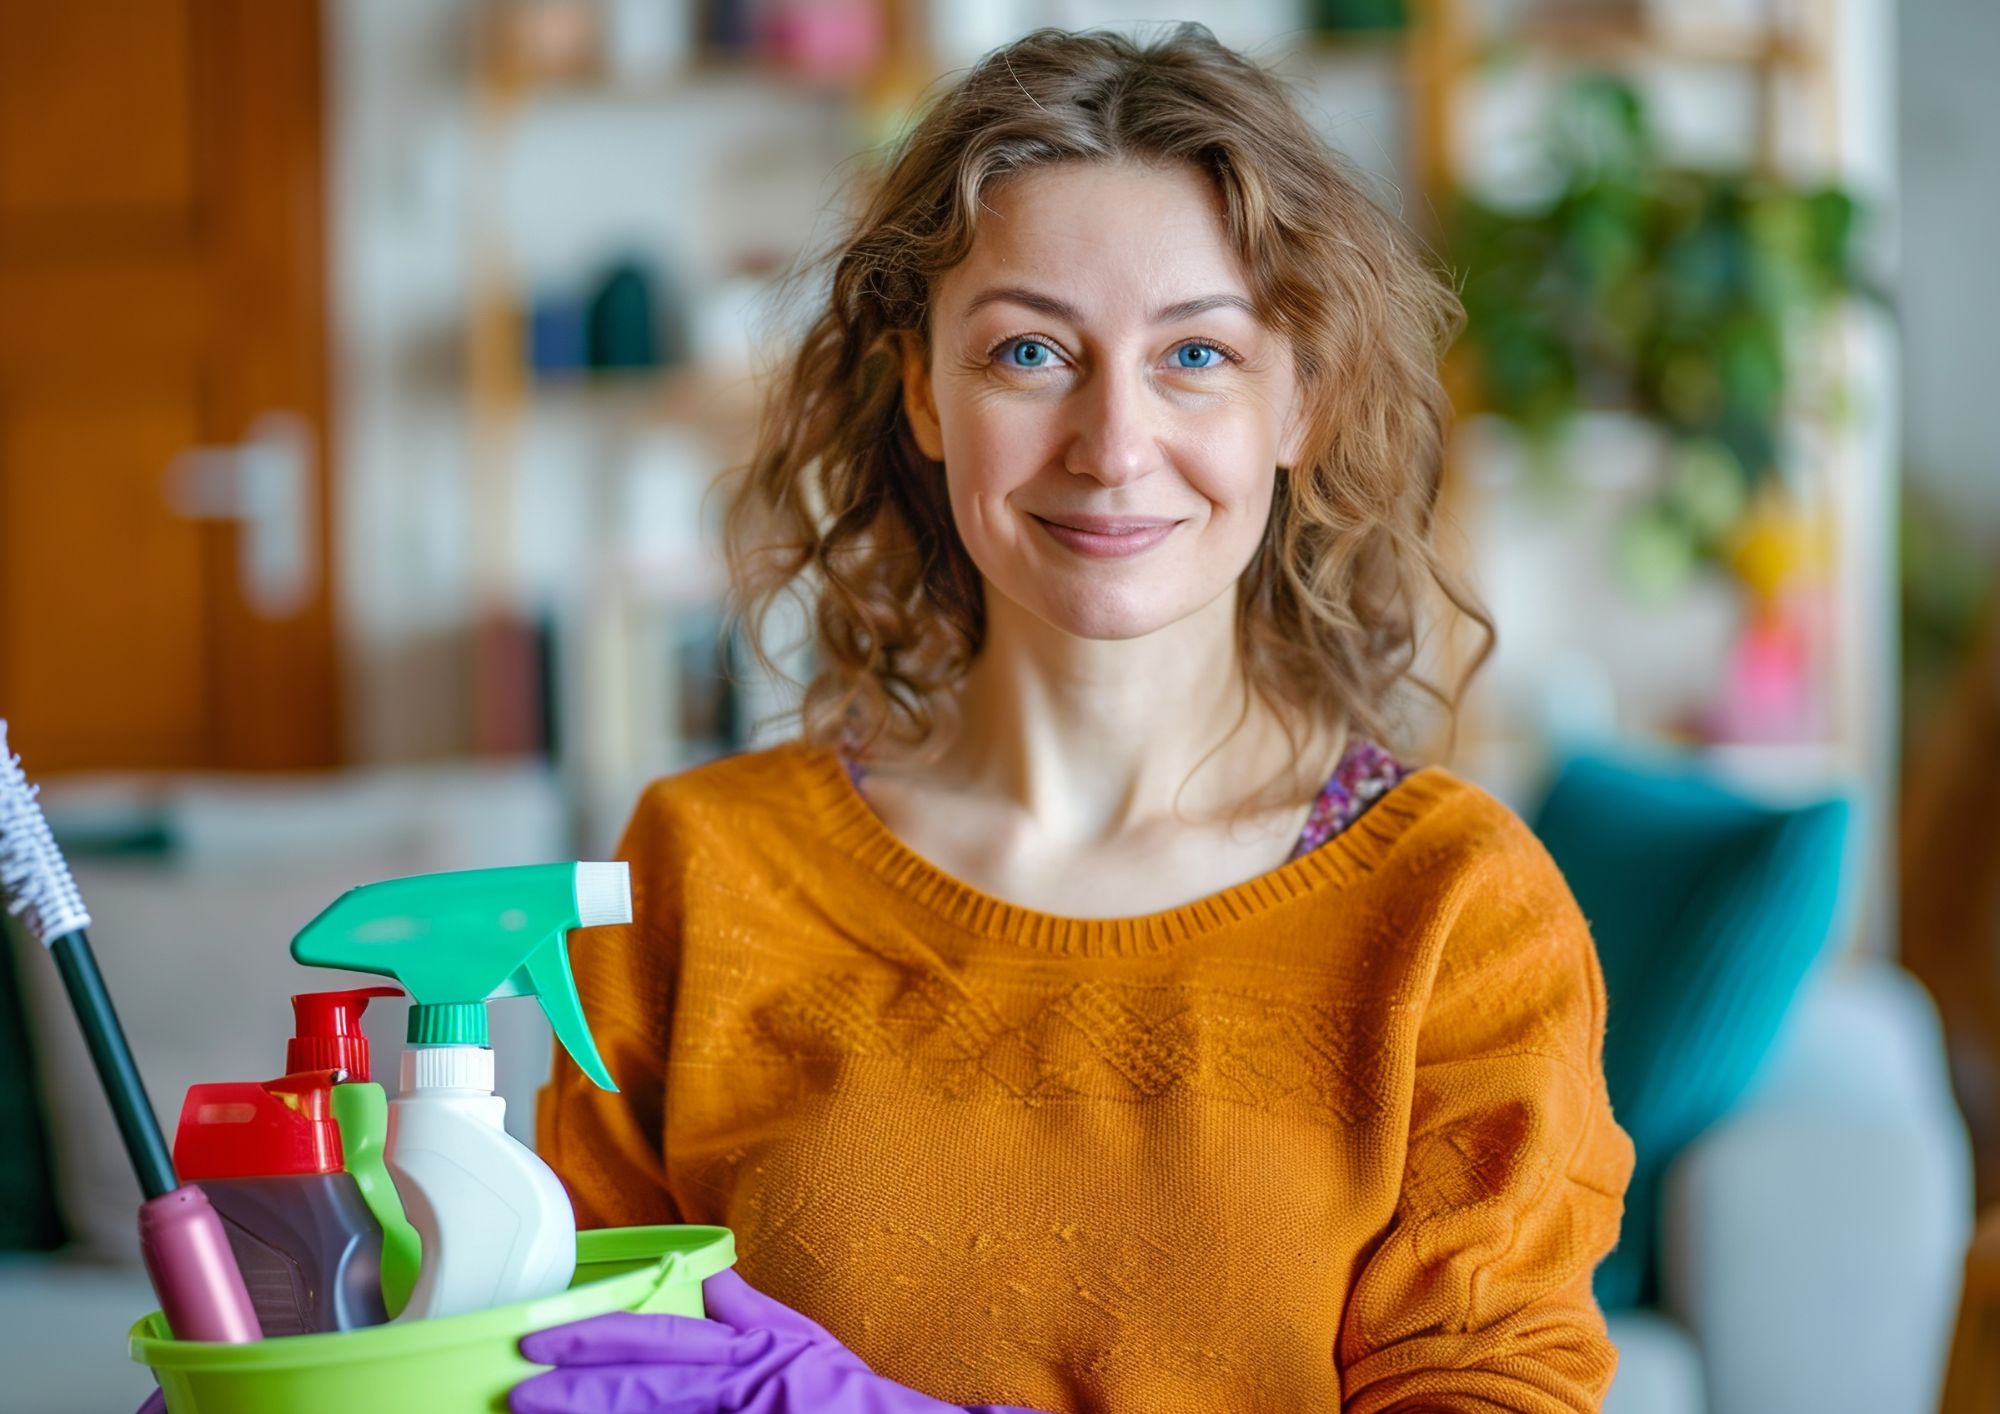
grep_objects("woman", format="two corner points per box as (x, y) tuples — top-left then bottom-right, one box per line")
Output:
(516, 24), (1634, 1414)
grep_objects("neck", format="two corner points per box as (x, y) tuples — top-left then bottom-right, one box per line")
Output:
(915, 583), (1332, 846)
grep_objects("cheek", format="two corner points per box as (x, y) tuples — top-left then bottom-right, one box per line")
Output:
(940, 390), (1056, 488)
(937, 396), (1056, 548)
(1181, 426), (1281, 522)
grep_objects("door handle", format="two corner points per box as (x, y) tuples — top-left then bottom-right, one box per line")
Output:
(164, 411), (319, 620)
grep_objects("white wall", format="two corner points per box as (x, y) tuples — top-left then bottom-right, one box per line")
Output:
(1900, 0), (2000, 537)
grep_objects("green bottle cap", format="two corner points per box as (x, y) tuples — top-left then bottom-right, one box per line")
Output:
(407, 1002), (489, 1048)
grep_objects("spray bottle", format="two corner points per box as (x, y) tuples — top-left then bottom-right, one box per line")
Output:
(289, 986), (423, 1316)
(173, 1069), (388, 1334)
(290, 862), (629, 1321)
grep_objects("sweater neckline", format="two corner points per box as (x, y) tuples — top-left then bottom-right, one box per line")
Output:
(789, 740), (1463, 957)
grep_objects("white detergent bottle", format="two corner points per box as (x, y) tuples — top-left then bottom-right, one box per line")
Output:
(387, 1033), (575, 1319)
(289, 861), (632, 1321)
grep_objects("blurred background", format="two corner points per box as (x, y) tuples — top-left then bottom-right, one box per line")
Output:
(0, 1), (1994, 1411)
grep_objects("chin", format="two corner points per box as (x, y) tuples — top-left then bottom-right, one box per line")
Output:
(1016, 577), (1203, 643)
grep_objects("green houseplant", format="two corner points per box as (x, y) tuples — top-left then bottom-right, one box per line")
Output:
(1450, 72), (1878, 600)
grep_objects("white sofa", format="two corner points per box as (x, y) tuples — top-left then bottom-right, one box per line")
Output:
(1605, 960), (1973, 1414)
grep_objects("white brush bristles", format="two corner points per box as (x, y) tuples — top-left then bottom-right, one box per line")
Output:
(0, 720), (91, 947)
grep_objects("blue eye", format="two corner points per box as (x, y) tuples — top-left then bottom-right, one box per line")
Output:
(1003, 339), (1054, 368)
(996, 337), (1229, 371)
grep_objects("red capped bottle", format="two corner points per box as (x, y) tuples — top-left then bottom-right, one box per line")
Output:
(173, 1069), (387, 1334)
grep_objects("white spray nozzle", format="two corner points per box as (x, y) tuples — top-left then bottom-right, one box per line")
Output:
(573, 862), (632, 930)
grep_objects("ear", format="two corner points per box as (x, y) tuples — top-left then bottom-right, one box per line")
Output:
(898, 331), (945, 462)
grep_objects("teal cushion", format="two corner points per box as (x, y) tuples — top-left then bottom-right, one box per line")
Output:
(1529, 752), (1854, 1310)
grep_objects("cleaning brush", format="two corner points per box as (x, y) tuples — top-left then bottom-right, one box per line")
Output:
(0, 720), (260, 1342)
(0, 725), (176, 1197)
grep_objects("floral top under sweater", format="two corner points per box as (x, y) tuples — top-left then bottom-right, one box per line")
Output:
(539, 740), (1633, 1413)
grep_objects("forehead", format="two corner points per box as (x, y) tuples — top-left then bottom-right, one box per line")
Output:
(940, 160), (1251, 314)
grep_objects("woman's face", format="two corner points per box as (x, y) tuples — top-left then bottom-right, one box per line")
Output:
(901, 160), (1305, 643)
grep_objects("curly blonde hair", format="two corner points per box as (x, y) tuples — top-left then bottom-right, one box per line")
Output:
(722, 23), (1491, 804)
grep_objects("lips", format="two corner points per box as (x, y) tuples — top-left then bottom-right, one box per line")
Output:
(1033, 514), (1179, 534)
(1030, 513), (1181, 560)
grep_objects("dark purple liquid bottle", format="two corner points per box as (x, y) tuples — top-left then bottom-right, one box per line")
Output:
(194, 1172), (387, 1334)
(174, 1068), (389, 1334)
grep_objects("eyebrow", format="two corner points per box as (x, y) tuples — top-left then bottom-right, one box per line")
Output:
(960, 285), (1259, 325)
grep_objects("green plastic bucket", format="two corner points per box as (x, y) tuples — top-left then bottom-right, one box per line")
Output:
(130, 1225), (735, 1414)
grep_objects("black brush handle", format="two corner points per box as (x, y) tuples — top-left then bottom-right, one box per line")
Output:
(49, 929), (176, 1199)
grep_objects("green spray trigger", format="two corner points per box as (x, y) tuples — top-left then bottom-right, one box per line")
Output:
(289, 862), (630, 1092)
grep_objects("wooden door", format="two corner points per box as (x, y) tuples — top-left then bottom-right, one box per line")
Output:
(0, 0), (337, 773)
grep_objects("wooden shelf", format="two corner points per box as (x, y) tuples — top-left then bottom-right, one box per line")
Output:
(1299, 28), (1413, 59)
(482, 53), (870, 109)
(523, 365), (765, 458)
(1476, 22), (1817, 71)
(451, 0), (920, 807)
(1422, 0), (1897, 953)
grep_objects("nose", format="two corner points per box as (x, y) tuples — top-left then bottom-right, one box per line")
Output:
(1062, 361), (1157, 488)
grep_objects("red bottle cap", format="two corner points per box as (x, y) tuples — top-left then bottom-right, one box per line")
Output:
(173, 1070), (346, 1180)
(287, 986), (402, 1083)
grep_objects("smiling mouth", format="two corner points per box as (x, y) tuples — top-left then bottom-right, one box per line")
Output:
(1032, 515), (1180, 535)
(1030, 514), (1182, 559)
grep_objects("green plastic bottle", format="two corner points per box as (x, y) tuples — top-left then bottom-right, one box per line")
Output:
(290, 862), (628, 1320)
(288, 986), (422, 1317)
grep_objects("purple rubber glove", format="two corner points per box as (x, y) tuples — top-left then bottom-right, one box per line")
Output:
(510, 1266), (1041, 1414)
(135, 1392), (166, 1414)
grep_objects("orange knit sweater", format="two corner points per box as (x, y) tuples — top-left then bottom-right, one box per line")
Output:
(538, 741), (1635, 1413)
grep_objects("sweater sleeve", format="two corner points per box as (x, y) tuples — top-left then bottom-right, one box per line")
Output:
(1336, 812), (1636, 1414)
(536, 781), (686, 1229)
